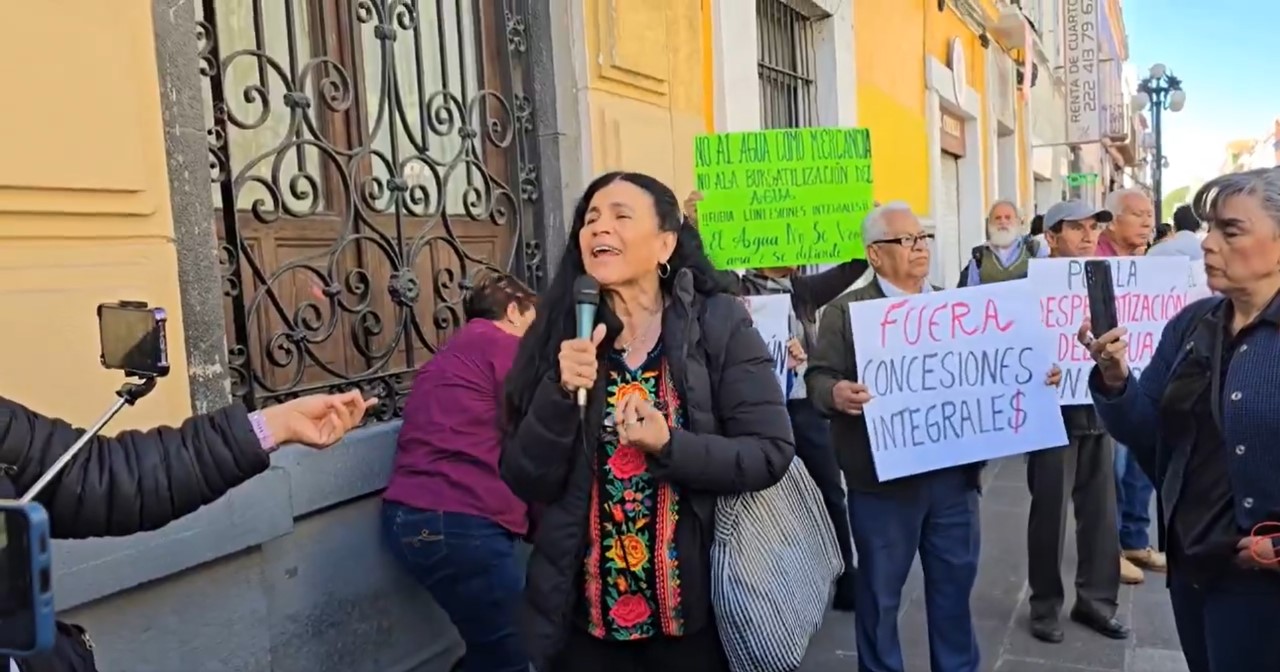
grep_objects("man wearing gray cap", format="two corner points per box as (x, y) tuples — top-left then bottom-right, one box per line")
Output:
(1024, 200), (1132, 645)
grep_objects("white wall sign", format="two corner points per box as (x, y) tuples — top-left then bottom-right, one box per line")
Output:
(1063, 0), (1100, 144)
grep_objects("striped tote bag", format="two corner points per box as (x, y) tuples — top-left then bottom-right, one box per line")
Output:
(711, 458), (845, 672)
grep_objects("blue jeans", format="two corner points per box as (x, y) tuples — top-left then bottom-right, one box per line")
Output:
(848, 469), (981, 672)
(1169, 569), (1280, 672)
(1113, 443), (1154, 551)
(381, 502), (526, 672)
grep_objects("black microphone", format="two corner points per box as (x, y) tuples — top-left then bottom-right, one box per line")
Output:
(572, 276), (601, 413)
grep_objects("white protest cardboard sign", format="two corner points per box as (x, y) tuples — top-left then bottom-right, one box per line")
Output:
(743, 294), (792, 394)
(1028, 256), (1190, 405)
(1187, 263), (1212, 302)
(848, 280), (1068, 481)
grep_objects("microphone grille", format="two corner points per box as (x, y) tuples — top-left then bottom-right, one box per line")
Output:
(573, 275), (600, 305)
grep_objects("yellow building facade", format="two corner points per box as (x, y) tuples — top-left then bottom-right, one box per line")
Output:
(585, 0), (1042, 286)
(853, 0), (1037, 285)
(568, 0), (710, 201)
(0, 2), (194, 429)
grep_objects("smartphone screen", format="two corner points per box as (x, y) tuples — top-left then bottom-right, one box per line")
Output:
(0, 509), (35, 652)
(98, 304), (170, 377)
(1084, 260), (1119, 337)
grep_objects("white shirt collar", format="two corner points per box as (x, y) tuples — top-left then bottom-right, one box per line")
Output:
(875, 274), (931, 297)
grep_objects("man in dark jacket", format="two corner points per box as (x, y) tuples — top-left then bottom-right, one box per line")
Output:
(806, 201), (984, 672)
(1, 390), (373, 672)
(1024, 200), (1129, 644)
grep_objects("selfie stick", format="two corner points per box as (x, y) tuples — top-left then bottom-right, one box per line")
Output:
(18, 377), (157, 504)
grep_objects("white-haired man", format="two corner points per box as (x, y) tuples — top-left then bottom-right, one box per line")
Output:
(1097, 188), (1156, 257)
(806, 202), (982, 672)
(957, 200), (1048, 287)
(1097, 188), (1166, 584)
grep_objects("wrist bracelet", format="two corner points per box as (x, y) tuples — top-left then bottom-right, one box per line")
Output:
(248, 410), (279, 453)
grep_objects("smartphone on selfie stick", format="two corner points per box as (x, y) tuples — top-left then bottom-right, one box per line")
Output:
(0, 301), (169, 657)
(1085, 260), (1119, 338)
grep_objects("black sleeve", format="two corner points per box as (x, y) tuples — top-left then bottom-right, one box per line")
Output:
(790, 259), (869, 313)
(647, 297), (795, 493)
(0, 397), (271, 539)
(499, 374), (581, 503)
(804, 300), (855, 418)
(955, 267), (970, 288)
(715, 270), (745, 296)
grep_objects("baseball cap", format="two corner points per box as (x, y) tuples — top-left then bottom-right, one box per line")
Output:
(1043, 200), (1113, 230)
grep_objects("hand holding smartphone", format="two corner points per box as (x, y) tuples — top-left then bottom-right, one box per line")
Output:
(1081, 259), (1131, 389)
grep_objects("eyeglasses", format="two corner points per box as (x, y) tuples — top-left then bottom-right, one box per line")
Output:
(869, 233), (935, 249)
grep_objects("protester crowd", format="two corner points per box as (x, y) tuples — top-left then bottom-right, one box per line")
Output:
(382, 166), (1280, 672)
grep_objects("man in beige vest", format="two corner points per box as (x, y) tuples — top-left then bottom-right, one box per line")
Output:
(957, 200), (1047, 287)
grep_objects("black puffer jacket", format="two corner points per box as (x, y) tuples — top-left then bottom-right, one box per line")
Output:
(0, 397), (271, 670)
(500, 269), (796, 671)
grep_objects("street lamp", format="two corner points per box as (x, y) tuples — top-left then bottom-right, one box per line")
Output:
(1132, 63), (1185, 222)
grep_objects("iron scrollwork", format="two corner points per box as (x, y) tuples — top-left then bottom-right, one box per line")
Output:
(197, 0), (546, 418)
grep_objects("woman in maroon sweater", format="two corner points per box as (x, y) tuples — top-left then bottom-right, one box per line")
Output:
(383, 272), (536, 672)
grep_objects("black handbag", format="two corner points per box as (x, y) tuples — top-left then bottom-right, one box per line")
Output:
(12, 622), (98, 672)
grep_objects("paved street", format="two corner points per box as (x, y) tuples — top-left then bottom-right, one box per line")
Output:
(800, 457), (1187, 672)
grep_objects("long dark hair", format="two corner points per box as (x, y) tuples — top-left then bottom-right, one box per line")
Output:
(503, 171), (726, 424)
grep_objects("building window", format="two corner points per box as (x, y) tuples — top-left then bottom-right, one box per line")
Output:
(756, 0), (818, 129)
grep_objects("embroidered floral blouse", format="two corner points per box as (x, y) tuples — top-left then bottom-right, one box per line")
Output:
(582, 343), (686, 641)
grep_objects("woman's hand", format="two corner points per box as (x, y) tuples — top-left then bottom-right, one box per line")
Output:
(786, 337), (807, 370)
(559, 324), (607, 395)
(616, 393), (671, 454)
(1236, 536), (1280, 571)
(1076, 318), (1131, 391)
(1045, 364), (1062, 387)
(261, 390), (377, 448)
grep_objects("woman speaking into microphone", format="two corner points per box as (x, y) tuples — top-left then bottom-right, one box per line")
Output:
(1081, 168), (1280, 672)
(501, 172), (794, 671)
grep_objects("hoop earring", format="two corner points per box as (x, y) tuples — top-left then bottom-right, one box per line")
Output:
(658, 261), (671, 278)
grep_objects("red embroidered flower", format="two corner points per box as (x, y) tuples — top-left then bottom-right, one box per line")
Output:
(607, 445), (648, 480)
(609, 593), (653, 629)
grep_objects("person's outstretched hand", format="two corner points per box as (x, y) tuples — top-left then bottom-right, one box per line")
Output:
(261, 390), (377, 448)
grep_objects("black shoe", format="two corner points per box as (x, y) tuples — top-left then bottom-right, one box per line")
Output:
(1029, 620), (1064, 643)
(1069, 607), (1130, 640)
(832, 569), (857, 612)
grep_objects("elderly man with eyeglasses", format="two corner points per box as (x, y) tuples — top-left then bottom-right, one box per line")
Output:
(806, 202), (983, 672)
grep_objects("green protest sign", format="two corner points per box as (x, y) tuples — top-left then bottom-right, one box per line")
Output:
(1066, 172), (1099, 187)
(693, 127), (873, 269)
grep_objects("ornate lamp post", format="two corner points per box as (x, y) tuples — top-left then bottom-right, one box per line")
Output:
(1132, 64), (1186, 222)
